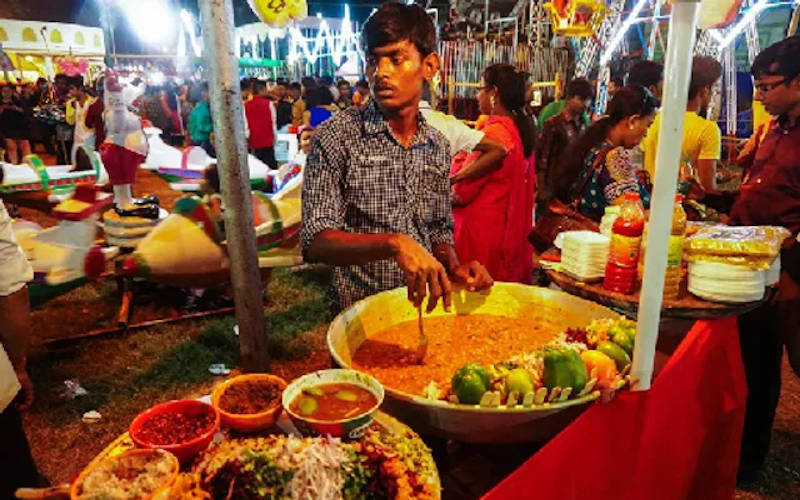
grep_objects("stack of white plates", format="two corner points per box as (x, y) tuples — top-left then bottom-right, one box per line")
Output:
(560, 231), (610, 282)
(688, 261), (765, 303)
(765, 257), (781, 286)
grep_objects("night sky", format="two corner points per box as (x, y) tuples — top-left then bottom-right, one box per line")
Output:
(0, 0), (435, 53)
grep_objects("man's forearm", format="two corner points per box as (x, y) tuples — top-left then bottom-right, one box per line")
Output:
(450, 137), (507, 184)
(697, 159), (717, 192)
(306, 229), (400, 266)
(0, 286), (30, 371)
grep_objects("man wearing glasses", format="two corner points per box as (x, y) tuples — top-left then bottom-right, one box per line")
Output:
(730, 36), (800, 483)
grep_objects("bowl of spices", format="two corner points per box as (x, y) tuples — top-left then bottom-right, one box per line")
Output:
(211, 373), (287, 432)
(129, 399), (220, 464)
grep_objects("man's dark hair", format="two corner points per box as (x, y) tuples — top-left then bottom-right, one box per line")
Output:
(320, 75), (333, 86)
(566, 78), (593, 100)
(54, 73), (68, 83)
(627, 60), (664, 89)
(301, 76), (316, 89)
(67, 76), (83, 89)
(240, 78), (252, 92)
(288, 82), (301, 91)
(337, 80), (350, 88)
(356, 79), (369, 89)
(361, 3), (436, 58)
(688, 56), (722, 100)
(306, 86), (334, 108)
(751, 35), (800, 82)
(252, 79), (267, 93)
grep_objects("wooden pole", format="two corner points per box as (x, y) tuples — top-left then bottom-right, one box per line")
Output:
(199, 0), (269, 372)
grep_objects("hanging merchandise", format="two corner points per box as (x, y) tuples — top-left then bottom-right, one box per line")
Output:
(544, 0), (607, 37)
(247, 0), (308, 28)
(56, 54), (89, 77)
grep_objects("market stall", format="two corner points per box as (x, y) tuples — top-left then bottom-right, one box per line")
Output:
(8, 0), (800, 498)
(0, 19), (105, 82)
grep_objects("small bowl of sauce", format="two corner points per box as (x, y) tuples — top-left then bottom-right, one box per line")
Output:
(282, 369), (384, 440)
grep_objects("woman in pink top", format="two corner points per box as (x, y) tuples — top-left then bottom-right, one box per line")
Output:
(451, 64), (536, 283)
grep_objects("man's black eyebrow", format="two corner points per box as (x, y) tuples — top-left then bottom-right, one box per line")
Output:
(367, 47), (408, 58)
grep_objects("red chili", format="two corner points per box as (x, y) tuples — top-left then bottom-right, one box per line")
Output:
(137, 410), (214, 445)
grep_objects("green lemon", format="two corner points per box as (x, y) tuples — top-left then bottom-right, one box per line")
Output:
(610, 330), (635, 356)
(505, 368), (535, 396)
(452, 370), (489, 405)
(597, 341), (631, 371)
(454, 363), (490, 388)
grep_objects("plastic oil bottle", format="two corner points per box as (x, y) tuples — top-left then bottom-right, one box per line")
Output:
(603, 193), (645, 294)
(663, 194), (687, 300)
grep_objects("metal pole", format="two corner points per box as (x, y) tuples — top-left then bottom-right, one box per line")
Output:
(631, 0), (700, 391)
(199, 0), (270, 372)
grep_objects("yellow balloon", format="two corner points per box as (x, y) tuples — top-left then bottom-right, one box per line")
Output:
(247, 0), (308, 28)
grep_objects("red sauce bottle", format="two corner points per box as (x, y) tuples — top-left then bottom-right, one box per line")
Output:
(603, 193), (645, 294)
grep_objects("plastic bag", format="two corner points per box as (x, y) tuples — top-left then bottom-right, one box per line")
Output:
(686, 225), (790, 258)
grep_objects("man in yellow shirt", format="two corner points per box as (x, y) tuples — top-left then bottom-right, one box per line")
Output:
(642, 56), (722, 192)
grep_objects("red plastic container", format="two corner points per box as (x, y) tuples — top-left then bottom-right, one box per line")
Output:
(129, 399), (220, 464)
(604, 193), (645, 294)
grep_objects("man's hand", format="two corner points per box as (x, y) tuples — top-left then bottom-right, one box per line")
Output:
(15, 369), (34, 411)
(392, 235), (452, 313)
(451, 261), (494, 292)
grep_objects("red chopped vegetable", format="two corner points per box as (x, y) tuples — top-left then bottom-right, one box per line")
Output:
(136, 410), (215, 445)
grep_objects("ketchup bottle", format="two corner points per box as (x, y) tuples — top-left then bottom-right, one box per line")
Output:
(603, 192), (645, 294)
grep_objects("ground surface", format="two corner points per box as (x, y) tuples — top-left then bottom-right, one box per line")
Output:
(12, 168), (800, 498)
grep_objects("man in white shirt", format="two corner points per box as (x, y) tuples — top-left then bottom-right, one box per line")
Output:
(418, 97), (508, 183)
(0, 199), (41, 497)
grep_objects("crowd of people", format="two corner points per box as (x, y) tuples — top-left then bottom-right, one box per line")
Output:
(0, 74), (97, 165)
(298, 2), (799, 486)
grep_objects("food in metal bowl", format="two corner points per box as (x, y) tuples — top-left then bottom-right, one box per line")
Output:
(72, 449), (178, 500)
(350, 314), (555, 396)
(351, 314), (634, 408)
(282, 369), (384, 440)
(290, 383), (378, 421)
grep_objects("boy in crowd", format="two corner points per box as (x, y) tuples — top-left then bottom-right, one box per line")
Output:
(188, 82), (215, 156)
(627, 60), (664, 102)
(244, 80), (278, 168)
(641, 56), (722, 193)
(301, 3), (492, 312)
(537, 78), (594, 202)
(353, 79), (370, 107)
(335, 80), (353, 110)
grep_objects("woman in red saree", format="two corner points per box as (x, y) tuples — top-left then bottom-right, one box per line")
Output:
(451, 64), (536, 284)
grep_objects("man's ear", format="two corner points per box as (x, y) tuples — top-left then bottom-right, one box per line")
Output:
(422, 52), (440, 83)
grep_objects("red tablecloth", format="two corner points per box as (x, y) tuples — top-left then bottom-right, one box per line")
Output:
(483, 317), (746, 500)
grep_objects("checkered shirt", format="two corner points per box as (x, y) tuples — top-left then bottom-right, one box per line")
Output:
(301, 100), (454, 311)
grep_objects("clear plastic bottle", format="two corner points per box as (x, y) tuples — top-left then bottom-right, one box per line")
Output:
(600, 205), (621, 237)
(603, 193), (645, 294)
(663, 194), (687, 300)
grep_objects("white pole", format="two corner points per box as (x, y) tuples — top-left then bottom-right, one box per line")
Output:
(631, 0), (700, 391)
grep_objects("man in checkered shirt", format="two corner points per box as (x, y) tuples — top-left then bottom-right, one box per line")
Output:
(301, 3), (493, 312)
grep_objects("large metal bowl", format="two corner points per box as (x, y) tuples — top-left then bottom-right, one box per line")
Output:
(327, 282), (620, 443)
